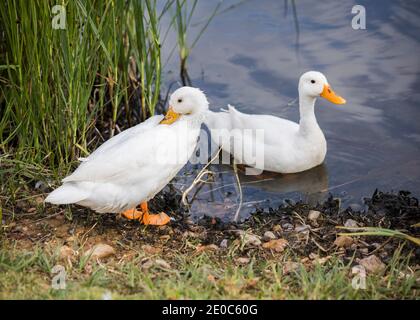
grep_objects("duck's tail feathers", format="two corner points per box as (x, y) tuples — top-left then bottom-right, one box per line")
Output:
(45, 184), (88, 205)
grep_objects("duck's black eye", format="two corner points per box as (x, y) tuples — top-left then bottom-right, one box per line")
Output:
(177, 98), (183, 103)
(311, 80), (316, 84)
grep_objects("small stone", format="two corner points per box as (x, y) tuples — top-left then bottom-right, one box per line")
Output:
(308, 210), (321, 221)
(334, 236), (354, 248)
(141, 259), (154, 269)
(263, 231), (277, 241)
(344, 219), (359, 228)
(235, 230), (261, 246)
(371, 243), (381, 249)
(155, 259), (171, 269)
(220, 239), (228, 248)
(282, 223), (294, 231)
(359, 248), (369, 254)
(35, 180), (48, 191)
(84, 243), (115, 260)
(236, 257), (250, 265)
(358, 255), (386, 274)
(262, 239), (288, 252)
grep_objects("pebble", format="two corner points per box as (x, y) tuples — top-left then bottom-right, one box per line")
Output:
(308, 210), (321, 221)
(282, 223), (294, 231)
(263, 231), (277, 241)
(236, 257), (250, 265)
(219, 239), (228, 248)
(358, 255), (386, 274)
(235, 230), (261, 246)
(84, 243), (115, 260)
(155, 259), (171, 269)
(344, 219), (359, 228)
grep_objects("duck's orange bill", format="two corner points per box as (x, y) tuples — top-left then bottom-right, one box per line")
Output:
(320, 84), (346, 105)
(159, 106), (180, 125)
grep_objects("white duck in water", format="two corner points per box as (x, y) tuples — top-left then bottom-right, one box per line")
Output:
(45, 87), (209, 225)
(205, 71), (346, 174)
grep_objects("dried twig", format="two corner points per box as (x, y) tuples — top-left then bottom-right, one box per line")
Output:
(232, 160), (243, 222)
(181, 147), (222, 206)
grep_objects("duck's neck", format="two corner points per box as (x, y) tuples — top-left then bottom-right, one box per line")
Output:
(298, 94), (319, 135)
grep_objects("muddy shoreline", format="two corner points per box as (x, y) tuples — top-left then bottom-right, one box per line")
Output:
(3, 188), (419, 267)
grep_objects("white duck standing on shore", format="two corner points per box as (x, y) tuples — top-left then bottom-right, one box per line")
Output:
(205, 71), (346, 174)
(45, 87), (209, 226)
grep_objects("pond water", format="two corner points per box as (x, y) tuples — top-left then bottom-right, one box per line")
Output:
(161, 0), (420, 221)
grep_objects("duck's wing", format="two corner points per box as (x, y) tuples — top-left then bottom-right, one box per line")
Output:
(205, 109), (233, 131)
(62, 115), (164, 183)
(227, 105), (299, 145)
(86, 115), (164, 160)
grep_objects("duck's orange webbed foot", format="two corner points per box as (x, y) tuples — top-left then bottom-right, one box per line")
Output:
(140, 202), (171, 226)
(121, 208), (143, 220)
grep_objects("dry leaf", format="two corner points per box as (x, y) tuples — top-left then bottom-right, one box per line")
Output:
(273, 225), (282, 232)
(196, 244), (219, 253)
(262, 239), (288, 252)
(207, 274), (217, 283)
(59, 245), (76, 261)
(334, 235), (354, 248)
(142, 244), (161, 255)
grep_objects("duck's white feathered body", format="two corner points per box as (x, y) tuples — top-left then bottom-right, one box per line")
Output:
(46, 114), (201, 213)
(204, 71), (346, 174)
(205, 105), (326, 174)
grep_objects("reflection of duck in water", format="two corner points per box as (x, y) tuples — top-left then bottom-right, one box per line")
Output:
(238, 164), (329, 205)
(187, 164), (329, 221)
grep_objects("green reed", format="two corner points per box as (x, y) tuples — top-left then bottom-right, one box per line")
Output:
(0, 0), (190, 168)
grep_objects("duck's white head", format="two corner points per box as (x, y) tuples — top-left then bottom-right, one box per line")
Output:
(298, 71), (346, 104)
(160, 86), (209, 124)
